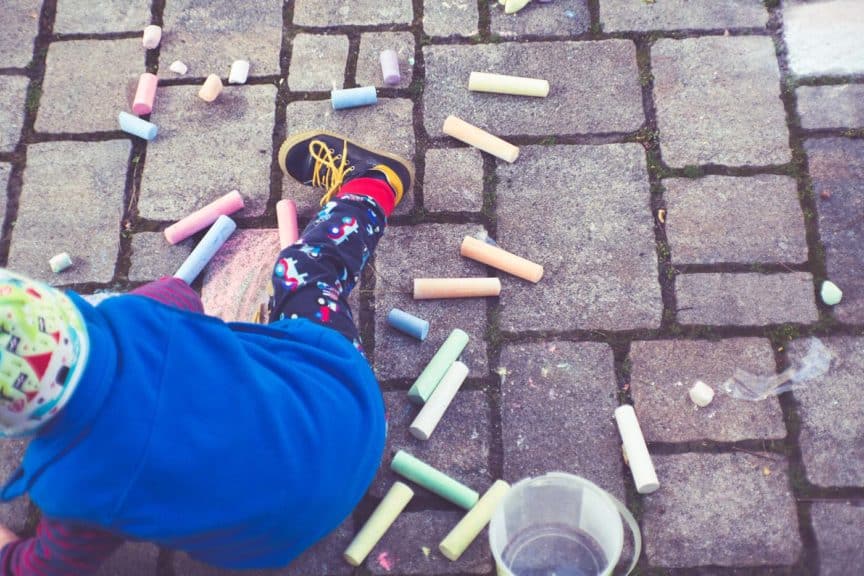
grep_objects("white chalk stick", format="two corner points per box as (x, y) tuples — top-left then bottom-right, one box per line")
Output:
(413, 278), (501, 299)
(468, 72), (550, 98)
(410, 361), (469, 441)
(198, 74), (223, 102)
(439, 480), (511, 561)
(460, 236), (543, 283)
(344, 482), (414, 567)
(614, 405), (659, 494)
(229, 60), (250, 84)
(442, 115), (519, 163)
(689, 380), (715, 408)
(169, 60), (188, 75)
(49, 252), (72, 273)
(142, 25), (162, 49)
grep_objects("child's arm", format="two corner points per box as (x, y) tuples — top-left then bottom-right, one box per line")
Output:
(0, 518), (123, 575)
(129, 276), (204, 313)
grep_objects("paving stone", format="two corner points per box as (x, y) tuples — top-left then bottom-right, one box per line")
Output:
(652, 36), (791, 167)
(643, 452), (801, 567)
(128, 232), (195, 283)
(676, 272), (818, 325)
(497, 144), (662, 332)
(95, 542), (159, 576)
(423, 148), (484, 212)
(54, 0), (150, 34)
(423, 0), (479, 37)
(0, 76), (28, 152)
(283, 98), (415, 217)
(423, 41), (643, 137)
(811, 501), (864, 576)
(372, 223), (489, 380)
(293, 0), (413, 26)
(0, 439), (31, 534)
(664, 175), (808, 264)
(499, 341), (625, 500)
(35, 39), (143, 133)
(288, 34), (349, 91)
(161, 0), (283, 77)
(797, 85), (864, 130)
(356, 32), (415, 89)
(490, 0), (590, 37)
(371, 391), (492, 500)
(790, 336), (864, 487)
(601, 0), (767, 32)
(0, 164), (10, 218)
(783, 0), (864, 77)
(366, 510), (491, 575)
(805, 137), (864, 323)
(8, 140), (130, 283)
(629, 338), (787, 442)
(140, 84), (276, 220)
(0, 0), (40, 68)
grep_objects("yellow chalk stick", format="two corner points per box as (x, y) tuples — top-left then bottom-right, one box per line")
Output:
(413, 278), (502, 299)
(440, 480), (511, 561)
(343, 482), (414, 567)
(442, 115), (519, 163)
(504, 0), (531, 14)
(468, 72), (550, 98)
(460, 236), (543, 283)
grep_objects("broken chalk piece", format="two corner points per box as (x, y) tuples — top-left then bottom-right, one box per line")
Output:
(142, 25), (162, 49)
(169, 60), (188, 75)
(614, 405), (660, 494)
(379, 50), (401, 85)
(391, 450), (479, 509)
(504, 0), (532, 14)
(387, 308), (430, 341)
(344, 482), (414, 567)
(413, 277), (502, 299)
(164, 190), (245, 245)
(198, 74), (223, 102)
(408, 328), (470, 404)
(118, 111), (158, 140)
(49, 253), (72, 274)
(820, 280), (843, 306)
(331, 86), (377, 110)
(688, 380), (715, 408)
(132, 73), (158, 115)
(468, 72), (550, 98)
(410, 360), (469, 441)
(173, 215), (237, 284)
(460, 236), (543, 283)
(276, 199), (299, 249)
(439, 480), (511, 561)
(442, 115), (519, 163)
(228, 60), (250, 85)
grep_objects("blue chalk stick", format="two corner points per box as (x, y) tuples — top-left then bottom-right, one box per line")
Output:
(118, 111), (158, 141)
(387, 308), (430, 341)
(174, 215), (237, 284)
(331, 86), (377, 110)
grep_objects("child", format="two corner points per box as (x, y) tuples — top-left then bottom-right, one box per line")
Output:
(0, 132), (413, 574)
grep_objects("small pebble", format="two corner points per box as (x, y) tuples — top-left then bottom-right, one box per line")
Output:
(49, 252), (72, 273)
(142, 25), (162, 49)
(169, 60), (188, 75)
(820, 280), (843, 306)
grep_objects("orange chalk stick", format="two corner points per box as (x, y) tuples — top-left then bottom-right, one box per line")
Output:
(276, 199), (299, 249)
(414, 277), (501, 300)
(442, 115), (519, 163)
(460, 236), (543, 283)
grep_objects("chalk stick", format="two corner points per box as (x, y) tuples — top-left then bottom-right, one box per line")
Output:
(439, 480), (511, 561)
(460, 236), (543, 283)
(331, 86), (377, 110)
(276, 199), (299, 249)
(391, 451), (479, 509)
(164, 190), (245, 245)
(344, 482), (414, 567)
(142, 25), (162, 49)
(132, 73), (158, 115)
(173, 215), (237, 284)
(504, 0), (531, 15)
(408, 328), (469, 404)
(49, 252), (72, 273)
(229, 60), (250, 84)
(468, 72), (550, 98)
(410, 361), (469, 440)
(442, 115), (519, 163)
(614, 405), (660, 494)
(118, 111), (158, 141)
(413, 277), (501, 300)
(198, 74), (223, 102)
(380, 50), (401, 85)
(387, 308), (429, 341)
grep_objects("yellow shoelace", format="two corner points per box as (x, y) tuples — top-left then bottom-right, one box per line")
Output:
(309, 139), (355, 206)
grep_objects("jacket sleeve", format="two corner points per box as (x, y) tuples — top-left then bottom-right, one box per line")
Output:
(128, 277), (204, 313)
(0, 518), (123, 576)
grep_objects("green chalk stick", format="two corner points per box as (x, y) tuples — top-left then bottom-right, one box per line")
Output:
(343, 481), (414, 566)
(391, 450), (479, 509)
(407, 328), (469, 404)
(440, 480), (511, 561)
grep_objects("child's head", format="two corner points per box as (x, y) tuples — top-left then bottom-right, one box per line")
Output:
(0, 268), (89, 437)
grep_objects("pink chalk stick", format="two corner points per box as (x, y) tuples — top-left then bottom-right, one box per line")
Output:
(132, 73), (158, 115)
(276, 199), (299, 249)
(164, 190), (245, 245)
(380, 50), (400, 85)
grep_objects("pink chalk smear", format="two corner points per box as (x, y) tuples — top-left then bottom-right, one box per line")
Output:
(377, 551), (394, 571)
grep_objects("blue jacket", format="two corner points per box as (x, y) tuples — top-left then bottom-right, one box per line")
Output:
(0, 293), (386, 569)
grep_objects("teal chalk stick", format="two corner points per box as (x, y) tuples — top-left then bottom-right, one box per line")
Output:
(391, 450), (479, 509)
(407, 328), (469, 404)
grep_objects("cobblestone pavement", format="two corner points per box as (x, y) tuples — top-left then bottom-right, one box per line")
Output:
(1, 0), (863, 574)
